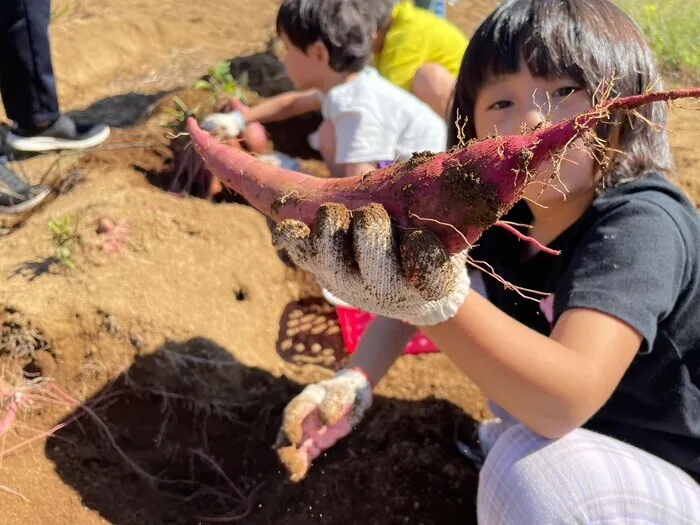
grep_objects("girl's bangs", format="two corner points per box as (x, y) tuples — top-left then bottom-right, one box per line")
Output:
(464, 2), (591, 100)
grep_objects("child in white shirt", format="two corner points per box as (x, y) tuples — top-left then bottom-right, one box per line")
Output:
(202, 0), (446, 178)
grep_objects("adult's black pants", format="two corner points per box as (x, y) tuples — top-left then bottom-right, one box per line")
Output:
(0, 0), (60, 130)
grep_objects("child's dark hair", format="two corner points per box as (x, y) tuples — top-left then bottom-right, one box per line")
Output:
(448, 0), (672, 188)
(276, 0), (374, 74)
(368, 0), (394, 31)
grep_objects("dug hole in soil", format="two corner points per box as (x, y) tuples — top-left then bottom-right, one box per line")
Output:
(0, 48), (489, 525)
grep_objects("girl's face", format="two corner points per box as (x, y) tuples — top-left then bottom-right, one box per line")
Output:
(473, 63), (600, 207)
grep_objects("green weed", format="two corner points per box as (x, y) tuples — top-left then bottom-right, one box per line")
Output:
(48, 215), (82, 270)
(194, 60), (257, 103)
(616, 1), (700, 78)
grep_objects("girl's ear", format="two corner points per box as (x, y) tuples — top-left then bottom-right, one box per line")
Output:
(309, 40), (330, 66)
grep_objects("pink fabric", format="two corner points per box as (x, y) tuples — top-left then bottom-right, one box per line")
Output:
(539, 294), (555, 327)
(335, 305), (439, 354)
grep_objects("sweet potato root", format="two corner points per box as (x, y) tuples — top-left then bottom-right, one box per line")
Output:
(165, 96), (267, 200)
(188, 88), (700, 254)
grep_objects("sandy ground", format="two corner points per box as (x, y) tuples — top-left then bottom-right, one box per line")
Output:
(0, 1), (698, 524)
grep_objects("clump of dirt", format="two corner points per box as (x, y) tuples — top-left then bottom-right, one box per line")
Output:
(518, 147), (534, 173)
(45, 339), (479, 525)
(0, 306), (48, 358)
(389, 150), (436, 184)
(400, 230), (459, 302)
(442, 162), (502, 228)
(0, 306), (56, 377)
(55, 168), (88, 195)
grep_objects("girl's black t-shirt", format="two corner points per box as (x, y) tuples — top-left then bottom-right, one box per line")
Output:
(469, 173), (700, 477)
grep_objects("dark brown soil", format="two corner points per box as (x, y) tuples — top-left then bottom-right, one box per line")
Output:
(442, 163), (501, 228)
(45, 338), (479, 525)
(400, 230), (458, 302)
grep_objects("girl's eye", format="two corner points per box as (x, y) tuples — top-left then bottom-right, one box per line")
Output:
(553, 86), (581, 98)
(488, 100), (512, 110)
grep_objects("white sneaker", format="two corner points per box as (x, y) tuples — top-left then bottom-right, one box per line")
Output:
(6, 115), (110, 153)
(0, 160), (51, 214)
(0, 185), (51, 214)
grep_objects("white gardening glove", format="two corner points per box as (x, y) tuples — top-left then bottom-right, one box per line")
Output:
(272, 202), (471, 327)
(275, 368), (372, 482)
(201, 110), (246, 138)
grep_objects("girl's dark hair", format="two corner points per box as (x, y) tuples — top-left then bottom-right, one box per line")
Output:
(448, 0), (672, 188)
(276, 0), (374, 74)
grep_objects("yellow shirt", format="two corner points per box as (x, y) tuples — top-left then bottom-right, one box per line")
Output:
(373, 2), (469, 92)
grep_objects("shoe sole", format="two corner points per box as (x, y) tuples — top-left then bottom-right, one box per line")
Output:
(0, 187), (51, 215)
(455, 440), (485, 468)
(5, 126), (111, 153)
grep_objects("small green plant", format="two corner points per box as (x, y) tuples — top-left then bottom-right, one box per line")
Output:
(48, 215), (82, 270)
(161, 96), (195, 133)
(162, 97), (192, 122)
(194, 60), (255, 103)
